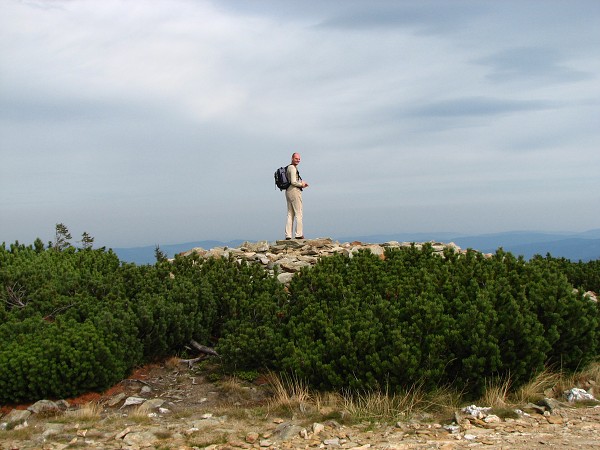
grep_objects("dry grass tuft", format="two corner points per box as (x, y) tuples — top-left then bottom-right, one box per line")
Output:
(550, 363), (594, 397)
(164, 356), (182, 370)
(265, 371), (314, 417)
(490, 407), (520, 420)
(571, 399), (600, 408)
(262, 373), (461, 424)
(342, 383), (429, 423)
(314, 391), (344, 412)
(1, 426), (35, 441)
(480, 376), (512, 408)
(187, 431), (229, 448)
(569, 362), (600, 389)
(64, 402), (103, 422)
(584, 361), (600, 382)
(125, 404), (154, 424)
(219, 375), (248, 394)
(215, 376), (259, 407)
(154, 429), (174, 439)
(512, 369), (560, 404)
(420, 385), (464, 420)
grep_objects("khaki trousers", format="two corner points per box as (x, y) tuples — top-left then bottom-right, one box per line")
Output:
(285, 188), (303, 238)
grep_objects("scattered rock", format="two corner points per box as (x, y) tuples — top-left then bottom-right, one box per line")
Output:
(1, 378), (599, 450)
(177, 238), (468, 284)
(271, 422), (304, 441)
(41, 423), (65, 439)
(143, 397), (165, 410)
(120, 396), (146, 408)
(27, 399), (61, 414)
(312, 422), (325, 435)
(565, 387), (596, 402)
(0, 409), (31, 430)
(546, 414), (564, 424)
(462, 404), (492, 419)
(483, 414), (501, 423)
(107, 391), (127, 407)
(324, 437), (341, 446)
(541, 397), (561, 413)
(123, 429), (161, 446)
(246, 431), (259, 443)
(523, 402), (546, 414)
(115, 427), (132, 439)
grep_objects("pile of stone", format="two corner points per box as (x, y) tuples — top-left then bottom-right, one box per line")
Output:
(0, 399), (69, 431)
(177, 238), (467, 284)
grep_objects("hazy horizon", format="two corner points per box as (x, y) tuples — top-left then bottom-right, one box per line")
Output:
(116, 227), (600, 250)
(2, 1), (599, 248)
(3, 226), (600, 251)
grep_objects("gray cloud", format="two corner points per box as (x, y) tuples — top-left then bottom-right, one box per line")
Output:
(410, 96), (558, 118)
(0, 91), (138, 123)
(317, 1), (486, 33)
(475, 47), (592, 83)
(1, 0), (599, 248)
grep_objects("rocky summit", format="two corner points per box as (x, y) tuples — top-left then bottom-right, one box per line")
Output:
(177, 238), (468, 284)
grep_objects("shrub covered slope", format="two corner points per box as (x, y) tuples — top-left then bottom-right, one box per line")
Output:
(1, 236), (598, 403)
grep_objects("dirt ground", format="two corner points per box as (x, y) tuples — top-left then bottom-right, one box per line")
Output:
(1, 361), (600, 449)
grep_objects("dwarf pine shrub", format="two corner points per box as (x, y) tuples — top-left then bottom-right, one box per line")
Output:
(1, 237), (599, 403)
(0, 317), (132, 403)
(218, 245), (600, 397)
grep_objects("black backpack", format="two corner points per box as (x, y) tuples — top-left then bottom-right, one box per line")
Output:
(275, 164), (301, 191)
(274, 165), (291, 190)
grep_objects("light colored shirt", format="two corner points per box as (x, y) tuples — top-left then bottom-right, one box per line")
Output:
(286, 164), (303, 189)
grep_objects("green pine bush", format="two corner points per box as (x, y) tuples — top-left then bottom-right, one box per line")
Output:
(1, 236), (599, 403)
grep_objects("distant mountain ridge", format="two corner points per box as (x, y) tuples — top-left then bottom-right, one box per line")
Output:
(113, 240), (244, 265)
(339, 230), (600, 262)
(112, 230), (600, 265)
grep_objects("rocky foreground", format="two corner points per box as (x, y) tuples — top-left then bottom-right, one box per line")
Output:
(2, 361), (599, 450)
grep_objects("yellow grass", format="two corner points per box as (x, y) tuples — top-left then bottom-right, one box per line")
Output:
(342, 383), (429, 423)
(265, 371), (315, 417)
(512, 369), (561, 404)
(63, 402), (103, 422)
(480, 376), (512, 408)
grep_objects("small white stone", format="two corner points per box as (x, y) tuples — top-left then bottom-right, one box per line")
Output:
(312, 422), (325, 435)
(484, 414), (501, 423)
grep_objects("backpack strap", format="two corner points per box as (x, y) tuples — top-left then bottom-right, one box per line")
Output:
(288, 164), (302, 190)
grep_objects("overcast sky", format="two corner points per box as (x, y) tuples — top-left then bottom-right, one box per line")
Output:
(1, 0), (599, 248)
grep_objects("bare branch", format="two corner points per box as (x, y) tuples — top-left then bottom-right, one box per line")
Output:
(4, 283), (28, 309)
(179, 355), (207, 369)
(189, 339), (219, 356)
(178, 340), (218, 368)
(43, 304), (76, 321)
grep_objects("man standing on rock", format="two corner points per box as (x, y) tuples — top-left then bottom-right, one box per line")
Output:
(285, 152), (309, 240)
